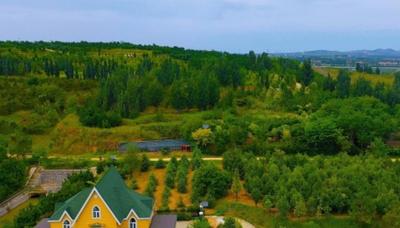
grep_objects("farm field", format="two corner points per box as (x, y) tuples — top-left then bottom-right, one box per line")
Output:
(314, 67), (395, 85)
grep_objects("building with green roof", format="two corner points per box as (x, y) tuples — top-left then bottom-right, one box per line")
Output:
(47, 166), (157, 228)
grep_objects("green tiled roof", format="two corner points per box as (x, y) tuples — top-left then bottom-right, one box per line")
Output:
(49, 167), (154, 223)
(49, 188), (91, 221)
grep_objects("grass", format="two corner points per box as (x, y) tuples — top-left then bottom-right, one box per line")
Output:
(0, 198), (39, 227)
(46, 109), (212, 155)
(214, 201), (364, 228)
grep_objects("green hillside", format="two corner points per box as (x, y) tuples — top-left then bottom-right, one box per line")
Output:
(1, 42), (400, 227)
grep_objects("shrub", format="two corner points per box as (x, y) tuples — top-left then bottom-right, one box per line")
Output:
(165, 157), (178, 188)
(96, 161), (106, 174)
(78, 101), (122, 128)
(155, 158), (166, 169)
(177, 196), (185, 209)
(161, 186), (171, 210)
(177, 212), (192, 221)
(161, 147), (171, 156)
(177, 156), (190, 193)
(140, 154), (151, 172)
(218, 217), (242, 228)
(191, 218), (211, 228)
(144, 173), (158, 197)
(131, 177), (138, 190)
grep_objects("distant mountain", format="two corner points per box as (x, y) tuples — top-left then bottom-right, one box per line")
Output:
(273, 49), (400, 59)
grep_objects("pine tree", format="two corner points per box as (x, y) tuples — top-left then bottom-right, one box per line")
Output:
(231, 169), (242, 201)
(191, 148), (203, 170)
(336, 70), (351, 98)
(301, 59), (313, 86)
(140, 154), (151, 172)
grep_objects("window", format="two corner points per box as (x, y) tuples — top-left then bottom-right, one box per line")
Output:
(92, 206), (101, 218)
(129, 218), (137, 228)
(63, 220), (71, 228)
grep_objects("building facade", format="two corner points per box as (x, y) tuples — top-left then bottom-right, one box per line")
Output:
(48, 167), (154, 228)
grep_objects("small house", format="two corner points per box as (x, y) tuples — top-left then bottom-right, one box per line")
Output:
(47, 167), (176, 228)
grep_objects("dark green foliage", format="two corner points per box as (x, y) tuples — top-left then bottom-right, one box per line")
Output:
(160, 147), (171, 156)
(161, 186), (171, 210)
(155, 158), (166, 169)
(368, 137), (390, 157)
(242, 152), (400, 223)
(96, 161), (106, 174)
(144, 173), (158, 197)
(192, 218), (211, 228)
(307, 97), (394, 152)
(247, 176), (263, 205)
(300, 60), (313, 86)
(355, 63), (374, 74)
(118, 150), (140, 178)
(352, 78), (373, 97)
(0, 157), (26, 201)
(218, 217), (241, 228)
(140, 154), (151, 172)
(191, 147), (203, 170)
(1, 41), (400, 227)
(165, 157), (178, 189)
(78, 100), (121, 128)
(336, 70), (351, 98)
(156, 58), (180, 86)
(303, 118), (345, 155)
(13, 171), (94, 227)
(223, 149), (245, 178)
(177, 156), (190, 193)
(191, 163), (232, 203)
(131, 177), (138, 190)
(8, 131), (32, 157)
(231, 170), (242, 201)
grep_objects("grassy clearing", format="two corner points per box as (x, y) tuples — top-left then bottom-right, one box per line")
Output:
(45, 109), (214, 155)
(0, 198), (39, 227)
(48, 113), (181, 154)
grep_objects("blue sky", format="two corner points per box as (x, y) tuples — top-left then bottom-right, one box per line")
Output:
(1, 0), (400, 53)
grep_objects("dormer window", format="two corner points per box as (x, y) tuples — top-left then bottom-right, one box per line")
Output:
(129, 218), (137, 228)
(63, 220), (71, 228)
(92, 206), (101, 218)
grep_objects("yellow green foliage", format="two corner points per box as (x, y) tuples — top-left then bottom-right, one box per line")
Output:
(192, 128), (214, 147)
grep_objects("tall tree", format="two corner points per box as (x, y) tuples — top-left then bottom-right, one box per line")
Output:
(231, 169), (242, 201)
(301, 59), (313, 86)
(336, 70), (351, 98)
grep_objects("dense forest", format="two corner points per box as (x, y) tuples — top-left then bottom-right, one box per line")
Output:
(1, 41), (399, 153)
(0, 41), (400, 227)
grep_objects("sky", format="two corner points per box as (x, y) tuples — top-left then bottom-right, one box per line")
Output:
(1, 0), (400, 53)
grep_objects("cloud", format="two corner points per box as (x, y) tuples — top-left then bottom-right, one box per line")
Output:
(0, 0), (400, 52)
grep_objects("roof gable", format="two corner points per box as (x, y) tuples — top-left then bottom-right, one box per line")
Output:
(95, 166), (154, 221)
(49, 166), (154, 223)
(49, 188), (91, 221)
